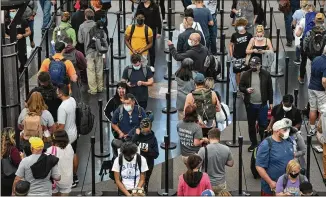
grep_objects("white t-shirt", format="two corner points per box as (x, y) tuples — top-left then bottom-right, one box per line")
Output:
(46, 145), (74, 188)
(57, 97), (77, 143)
(295, 18), (306, 46)
(112, 154), (149, 190)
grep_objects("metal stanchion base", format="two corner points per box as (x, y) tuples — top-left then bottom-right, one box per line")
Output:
(120, 28), (126, 33)
(218, 26), (229, 30)
(157, 189), (177, 196)
(84, 190), (103, 196)
(230, 190), (251, 196)
(164, 48), (170, 54)
(162, 107), (177, 114)
(164, 9), (176, 14)
(163, 26), (176, 32)
(216, 77), (227, 83)
(270, 71), (284, 77)
(159, 142), (177, 150)
(113, 53), (126, 60)
(164, 74), (175, 80)
(225, 140), (239, 147)
(94, 151), (110, 158)
(109, 81), (118, 87)
(216, 51), (228, 55)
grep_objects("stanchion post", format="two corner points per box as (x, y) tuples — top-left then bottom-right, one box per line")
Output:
(218, 7), (228, 30)
(238, 136), (243, 195)
(113, 12), (126, 60)
(162, 61), (177, 113)
(60, 0), (64, 11)
(91, 136), (95, 196)
(105, 68), (110, 101)
(263, 0), (269, 30)
(45, 30), (49, 58)
(270, 29), (284, 77)
(294, 89), (298, 108)
(321, 7), (324, 13)
(314, 0), (316, 7)
(109, 38), (118, 87)
(121, 0), (126, 32)
(98, 99), (103, 153)
(37, 47), (42, 70)
(306, 135), (312, 180)
(216, 34), (227, 83)
(226, 91), (239, 147)
(226, 61), (230, 106)
(24, 66), (29, 98)
(285, 57), (289, 95)
(269, 7), (273, 42)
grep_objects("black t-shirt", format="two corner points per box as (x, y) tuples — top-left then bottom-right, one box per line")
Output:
(271, 104), (302, 126)
(122, 66), (154, 102)
(230, 32), (252, 59)
(6, 19), (29, 52)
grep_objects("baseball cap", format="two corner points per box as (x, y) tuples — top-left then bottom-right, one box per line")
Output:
(315, 13), (325, 22)
(201, 189), (215, 196)
(194, 73), (205, 83)
(249, 56), (261, 65)
(29, 137), (44, 150)
(272, 118), (292, 131)
(299, 182), (313, 195)
(15, 180), (30, 196)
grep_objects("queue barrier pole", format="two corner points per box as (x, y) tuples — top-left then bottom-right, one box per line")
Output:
(113, 12), (126, 60)
(94, 100), (110, 158)
(284, 57), (290, 95)
(84, 136), (103, 196)
(217, 10), (228, 55)
(162, 61), (177, 114)
(216, 33), (227, 83)
(263, 0), (269, 30)
(226, 61), (231, 107)
(321, 7), (324, 14)
(120, 0), (126, 33)
(306, 135), (312, 180)
(294, 89), (298, 108)
(226, 91), (239, 147)
(109, 37), (118, 87)
(269, 7), (273, 43)
(270, 29), (284, 77)
(238, 136), (244, 195)
(218, 5), (228, 30)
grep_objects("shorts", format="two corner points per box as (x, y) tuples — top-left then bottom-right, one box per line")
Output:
(52, 185), (72, 194)
(212, 182), (227, 194)
(71, 140), (78, 154)
(308, 89), (326, 111)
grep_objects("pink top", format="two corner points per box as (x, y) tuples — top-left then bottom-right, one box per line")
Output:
(177, 172), (212, 196)
(74, 0), (80, 10)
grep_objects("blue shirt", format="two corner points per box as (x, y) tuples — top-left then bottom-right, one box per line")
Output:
(308, 55), (326, 91)
(256, 137), (294, 194)
(112, 105), (146, 136)
(193, 8), (213, 38)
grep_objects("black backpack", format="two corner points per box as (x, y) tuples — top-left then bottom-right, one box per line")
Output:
(76, 102), (95, 135)
(204, 55), (221, 80)
(88, 25), (109, 54)
(305, 27), (326, 60)
(129, 24), (149, 45)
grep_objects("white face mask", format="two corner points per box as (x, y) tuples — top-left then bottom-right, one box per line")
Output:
(124, 104), (132, 112)
(256, 37), (264, 41)
(188, 39), (194, 47)
(237, 26), (245, 31)
(281, 129), (290, 140)
(283, 106), (292, 112)
(133, 65), (141, 70)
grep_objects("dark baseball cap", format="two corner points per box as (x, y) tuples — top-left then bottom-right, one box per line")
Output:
(194, 73), (205, 83)
(250, 56), (261, 65)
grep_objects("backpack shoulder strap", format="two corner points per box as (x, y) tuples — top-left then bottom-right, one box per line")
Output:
(282, 174), (288, 190)
(119, 105), (124, 123)
(204, 146), (208, 173)
(128, 65), (133, 80)
(220, 104), (228, 121)
(145, 25), (149, 45)
(119, 155), (123, 181)
(134, 153), (142, 188)
(130, 24), (136, 43)
(267, 136), (273, 150)
(142, 66), (148, 79)
(138, 105), (143, 121)
(299, 174), (305, 184)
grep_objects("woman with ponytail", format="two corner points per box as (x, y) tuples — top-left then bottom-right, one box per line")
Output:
(177, 154), (212, 196)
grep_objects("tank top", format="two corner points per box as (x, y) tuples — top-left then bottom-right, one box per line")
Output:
(252, 38), (268, 60)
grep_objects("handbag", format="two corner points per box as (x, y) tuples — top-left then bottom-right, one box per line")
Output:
(1, 147), (17, 177)
(215, 103), (230, 122)
(50, 146), (57, 190)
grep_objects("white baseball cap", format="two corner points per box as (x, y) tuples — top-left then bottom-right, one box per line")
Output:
(272, 118), (292, 131)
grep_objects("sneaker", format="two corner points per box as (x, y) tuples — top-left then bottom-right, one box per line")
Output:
(298, 77), (304, 85)
(73, 175), (79, 183)
(162, 19), (167, 24)
(309, 128), (316, 136)
(286, 41), (292, 47)
(248, 145), (257, 152)
(293, 59), (301, 65)
(71, 182), (77, 188)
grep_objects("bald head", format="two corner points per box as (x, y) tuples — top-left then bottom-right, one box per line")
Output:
(189, 33), (201, 46)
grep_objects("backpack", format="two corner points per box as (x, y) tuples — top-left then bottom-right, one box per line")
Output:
(32, 86), (57, 102)
(303, 12), (317, 38)
(130, 24), (149, 45)
(76, 102), (95, 135)
(192, 89), (216, 121)
(204, 55), (221, 80)
(305, 27), (326, 60)
(23, 113), (43, 140)
(88, 25), (109, 54)
(63, 50), (77, 71)
(250, 136), (272, 179)
(48, 57), (68, 86)
(278, 0), (291, 14)
(282, 173), (305, 190)
(54, 26), (70, 42)
(127, 65), (148, 80)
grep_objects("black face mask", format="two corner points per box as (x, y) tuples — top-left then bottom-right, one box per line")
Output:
(137, 18), (144, 25)
(289, 172), (299, 178)
(124, 155), (135, 162)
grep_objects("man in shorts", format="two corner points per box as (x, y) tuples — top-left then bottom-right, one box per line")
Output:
(307, 46), (326, 135)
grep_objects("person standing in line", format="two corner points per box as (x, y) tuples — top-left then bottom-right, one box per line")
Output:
(280, 0), (300, 47)
(204, 0), (218, 55)
(231, 0), (258, 35)
(22, 0), (37, 48)
(39, 0), (56, 33)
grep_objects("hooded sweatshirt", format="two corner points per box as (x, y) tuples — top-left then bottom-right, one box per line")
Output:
(64, 44), (87, 72)
(176, 77), (195, 111)
(78, 20), (97, 55)
(132, 131), (159, 167)
(53, 22), (77, 46)
(170, 44), (209, 74)
(177, 172), (212, 196)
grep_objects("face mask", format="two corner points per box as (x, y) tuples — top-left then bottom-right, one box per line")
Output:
(283, 106), (292, 112)
(141, 131), (150, 135)
(124, 155), (135, 162)
(256, 36), (264, 41)
(188, 39), (194, 47)
(289, 172), (299, 178)
(237, 26), (245, 31)
(10, 12), (16, 19)
(281, 129), (290, 140)
(124, 104), (132, 112)
(133, 65), (141, 70)
(137, 18), (144, 25)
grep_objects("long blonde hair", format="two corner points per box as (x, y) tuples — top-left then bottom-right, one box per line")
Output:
(286, 159), (301, 174)
(1, 127), (16, 159)
(26, 92), (48, 116)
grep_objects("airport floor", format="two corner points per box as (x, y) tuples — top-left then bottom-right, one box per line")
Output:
(16, 0), (326, 195)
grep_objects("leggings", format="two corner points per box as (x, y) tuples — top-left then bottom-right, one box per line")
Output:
(159, 0), (165, 20)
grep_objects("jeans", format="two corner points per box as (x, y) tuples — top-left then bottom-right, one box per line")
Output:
(284, 6), (299, 43)
(246, 103), (268, 146)
(299, 39), (307, 79)
(28, 19), (34, 42)
(86, 51), (104, 93)
(295, 46), (300, 61)
(39, 0), (52, 29)
(159, 0), (165, 20)
(209, 14), (218, 54)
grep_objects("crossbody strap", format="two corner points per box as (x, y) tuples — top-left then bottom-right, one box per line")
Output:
(204, 146), (208, 172)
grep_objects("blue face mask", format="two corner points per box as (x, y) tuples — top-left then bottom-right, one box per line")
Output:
(124, 104), (132, 112)
(10, 12), (16, 19)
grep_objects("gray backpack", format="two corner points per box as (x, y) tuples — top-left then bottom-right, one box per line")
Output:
(54, 26), (70, 42)
(63, 49), (77, 71)
(127, 65), (148, 80)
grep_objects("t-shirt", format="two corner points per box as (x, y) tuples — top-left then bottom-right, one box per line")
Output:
(18, 108), (55, 128)
(125, 24), (153, 55)
(275, 174), (308, 195)
(111, 105), (146, 135)
(57, 97), (77, 143)
(122, 66), (153, 102)
(256, 138), (294, 194)
(177, 121), (203, 156)
(6, 19), (29, 53)
(250, 71), (262, 104)
(111, 154), (149, 190)
(193, 8), (213, 38)
(46, 145), (74, 187)
(197, 143), (233, 185)
(15, 154), (60, 196)
(230, 32), (253, 59)
(293, 10), (305, 46)
(308, 55), (326, 91)
(271, 104), (302, 126)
